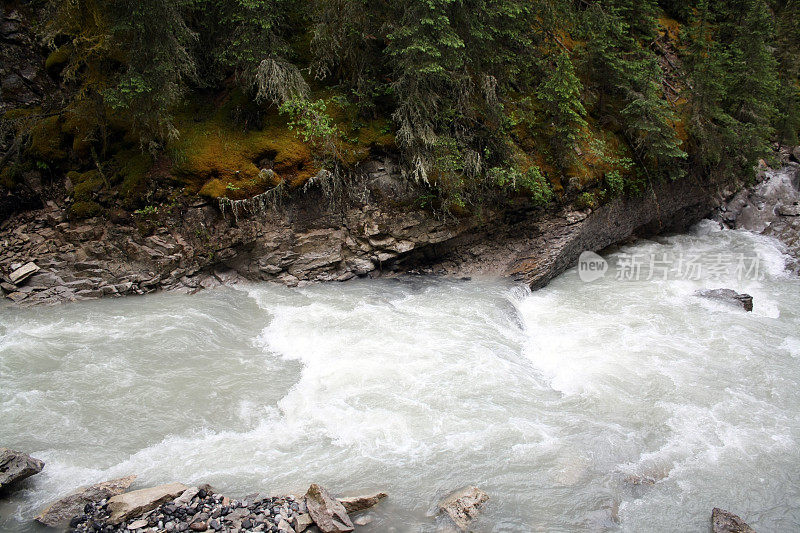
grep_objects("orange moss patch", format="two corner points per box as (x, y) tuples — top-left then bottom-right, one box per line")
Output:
(170, 104), (318, 198)
(171, 90), (398, 199)
(565, 122), (634, 192)
(658, 15), (681, 42)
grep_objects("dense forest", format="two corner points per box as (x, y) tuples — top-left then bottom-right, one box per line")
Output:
(1, 0), (799, 218)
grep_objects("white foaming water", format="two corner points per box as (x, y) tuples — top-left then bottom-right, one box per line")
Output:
(1, 221), (799, 532)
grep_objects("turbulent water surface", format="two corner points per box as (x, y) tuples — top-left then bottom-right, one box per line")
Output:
(1, 221), (799, 532)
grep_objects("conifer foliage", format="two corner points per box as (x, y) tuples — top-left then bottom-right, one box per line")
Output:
(4, 0), (797, 207)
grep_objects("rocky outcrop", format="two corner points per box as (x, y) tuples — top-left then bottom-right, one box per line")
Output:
(0, 4), (60, 221)
(437, 486), (489, 531)
(36, 475), (136, 528)
(715, 164), (800, 274)
(696, 289), (754, 312)
(0, 153), (745, 305)
(106, 482), (188, 524)
(712, 508), (756, 533)
(0, 448), (44, 493)
(337, 492), (387, 514)
(304, 484), (354, 533)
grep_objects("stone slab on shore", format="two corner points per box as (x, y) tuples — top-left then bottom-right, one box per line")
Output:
(36, 475), (137, 528)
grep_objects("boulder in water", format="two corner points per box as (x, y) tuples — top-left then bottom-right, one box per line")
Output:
(0, 448), (44, 493)
(36, 475), (136, 527)
(106, 482), (188, 524)
(711, 508), (756, 533)
(437, 486), (489, 531)
(338, 492), (387, 514)
(696, 288), (753, 312)
(304, 483), (354, 533)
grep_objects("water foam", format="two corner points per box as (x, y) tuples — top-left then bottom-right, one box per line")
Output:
(1, 225), (798, 531)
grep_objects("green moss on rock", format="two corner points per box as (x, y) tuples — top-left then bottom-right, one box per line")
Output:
(69, 200), (103, 219)
(29, 115), (67, 162)
(113, 150), (153, 207)
(45, 45), (71, 73)
(69, 170), (104, 202)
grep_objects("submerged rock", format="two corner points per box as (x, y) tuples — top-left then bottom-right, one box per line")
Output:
(304, 483), (354, 533)
(36, 475), (136, 527)
(437, 486), (489, 531)
(338, 492), (387, 514)
(106, 482), (188, 524)
(696, 288), (753, 312)
(0, 448), (44, 493)
(712, 508), (756, 533)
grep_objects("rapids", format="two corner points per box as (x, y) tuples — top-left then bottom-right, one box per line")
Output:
(1, 220), (799, 531)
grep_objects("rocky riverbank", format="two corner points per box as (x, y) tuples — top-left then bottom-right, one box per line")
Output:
(714, 159), (800, 274)
(4, 150), (790, 305)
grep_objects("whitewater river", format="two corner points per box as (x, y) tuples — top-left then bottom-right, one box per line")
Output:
(1, 220), (799, 532)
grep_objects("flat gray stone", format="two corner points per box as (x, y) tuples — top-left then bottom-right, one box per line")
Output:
(106, 482), (188, 524)
(337, 492), (387, 514)
(9, 262), (39, 284)
(36, 475), (136, 527)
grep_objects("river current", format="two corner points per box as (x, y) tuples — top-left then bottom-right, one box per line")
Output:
(1, 220), (799, 531)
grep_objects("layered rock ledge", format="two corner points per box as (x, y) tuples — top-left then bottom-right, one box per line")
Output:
(1, 158), (788, 305)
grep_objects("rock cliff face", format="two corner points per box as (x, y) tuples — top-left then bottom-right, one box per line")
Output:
(714, 162), (800, 274)
(0, 155), (747, 305)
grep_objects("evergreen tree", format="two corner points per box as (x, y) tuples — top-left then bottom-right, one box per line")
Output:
(194, 0), (307, 105)
(49, 0), (197, 148)
(683, 0), (778, 177)
(536, 52), (588, 164)
(582, 0), (686, 180)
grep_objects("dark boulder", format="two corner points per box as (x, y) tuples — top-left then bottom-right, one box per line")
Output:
(696, 289), (753, 312)
(0, 448), (44, 494)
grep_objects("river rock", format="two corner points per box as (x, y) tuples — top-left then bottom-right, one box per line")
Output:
(304, 483), (354, 533)
(127, 518), (149, 529)
(0, 448), (44, 493)
(36, 475), (136, 527)
(106, 482), (188, 524)
(8, 261), (39, 285)
(696, 288), (753, 312)
(437, 486), (489, 531)
(293, 513), (314, 532)
(338, 492), (387, 514)
(711, 508), (756, 533)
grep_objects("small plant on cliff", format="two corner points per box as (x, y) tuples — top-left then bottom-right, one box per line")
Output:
(134, 205), (158, 217)
(279, 98), (341, 168)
